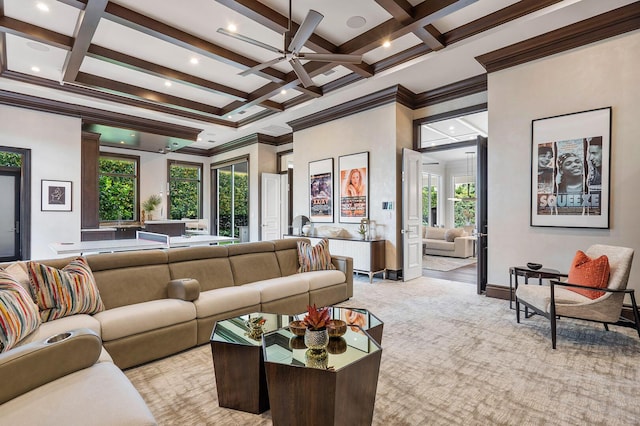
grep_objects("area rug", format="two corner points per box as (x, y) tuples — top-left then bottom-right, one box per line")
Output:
(423, 254), (477, 271)
(125, 277), (640, 425)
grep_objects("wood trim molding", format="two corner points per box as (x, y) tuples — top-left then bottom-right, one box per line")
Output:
(287, 85), (416, 132)
(207, 132), (293, 156)
(413, 74), (487, 109)
(485, 284), (510, 301)
(475, 3), (640, 73)
(0, 88), (202, 140)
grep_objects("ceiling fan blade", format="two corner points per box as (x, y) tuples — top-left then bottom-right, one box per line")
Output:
(239, 57), (285, 77)
(288, 10), (323, 54)
(298, 53), (362, 64)
(289, 58), (314, 88)
(217, 28), (284, 55)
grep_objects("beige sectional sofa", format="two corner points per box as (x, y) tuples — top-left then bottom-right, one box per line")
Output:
(422, 226), (473, 258)
(0, 238), (352, 425)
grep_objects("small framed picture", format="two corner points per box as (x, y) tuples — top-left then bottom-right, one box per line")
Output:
(41, 179), (72, 212)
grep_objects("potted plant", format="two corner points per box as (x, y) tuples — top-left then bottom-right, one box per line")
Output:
(302, 304), (330, 349)
(142, 194), (162, 221)
(357, 223), (367, 240)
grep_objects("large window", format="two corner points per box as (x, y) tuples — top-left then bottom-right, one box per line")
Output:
(453, 181), (476, 228)
(99, 154), (139, 222)
(213, 160), (248, 238)
(422, 173), (440, 226)
(168, 161), (202, 219)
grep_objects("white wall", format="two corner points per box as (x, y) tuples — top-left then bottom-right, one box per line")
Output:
(488, 30), (640, 291)
(0, 105), (81, 260)
(293, 104), (402, 269)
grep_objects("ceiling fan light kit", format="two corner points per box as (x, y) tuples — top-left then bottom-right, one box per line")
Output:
(217, 2), (362, 87)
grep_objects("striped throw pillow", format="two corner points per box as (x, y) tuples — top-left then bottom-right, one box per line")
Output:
(27, 257), (105, 322)
(0, 270), (41, 353)
(297, 239), (336, 273)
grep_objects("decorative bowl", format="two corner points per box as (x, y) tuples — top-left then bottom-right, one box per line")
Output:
(289, 320), (307, 337)
(527, 262), (543, 270)
(326, 319), (347, 337)
(327, 337), (347, 354)
(289, 336), (306, 350)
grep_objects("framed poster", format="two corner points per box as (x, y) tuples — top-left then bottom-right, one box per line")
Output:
(309, 158), (334, 222)
(339, 152), (369, 223)
(41, 179), (72, 211)
(530, 107), (611, 228)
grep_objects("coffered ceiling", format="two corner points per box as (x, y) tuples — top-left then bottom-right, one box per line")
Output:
(0, 0), (638, 154)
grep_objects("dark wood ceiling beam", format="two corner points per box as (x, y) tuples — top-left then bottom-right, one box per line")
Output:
(444, 0), (563, 45)
(103, 2), (287, 83)
(57, 0), (88, 9)
(476, 2), (640, 73)
(215, 0), (373, 78)
(341, 0), (476, 54)
(0, 16), (73, 50)
(374, 0), (444, 50)
(61, 0), (108, 82)
(87, 45), (248, 102)
(75, 72), (224, 116)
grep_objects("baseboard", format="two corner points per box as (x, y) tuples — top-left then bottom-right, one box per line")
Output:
(486, 284), (510, 301)
(386, 269), (402, 281)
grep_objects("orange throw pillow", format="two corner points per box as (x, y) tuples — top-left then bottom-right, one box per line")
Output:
(567, 250), (610, 299)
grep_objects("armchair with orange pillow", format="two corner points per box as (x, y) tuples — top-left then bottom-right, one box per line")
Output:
(515, 244), (639, 349)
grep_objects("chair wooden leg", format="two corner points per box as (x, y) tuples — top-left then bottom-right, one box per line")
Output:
(603, 323), (609, 331)
(516, 299), (520, 323)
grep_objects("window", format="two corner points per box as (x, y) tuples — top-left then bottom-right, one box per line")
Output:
(0, 151), (22, 168)
(213, 159), (248, 238)
(99, 153), (139, 222)
(168, 161), (202, 219)
(422, 173), (440, 226)
(453, 180), (476, 228)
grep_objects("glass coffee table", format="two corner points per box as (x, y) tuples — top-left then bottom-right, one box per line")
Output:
(210, 313), (297, 414)
(262, 312), (383, 425)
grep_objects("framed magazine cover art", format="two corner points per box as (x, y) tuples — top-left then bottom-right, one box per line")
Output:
(309, 158), (334, 222)
(41, 179), (72, 211)
(339, 152), (369, 223)
(530, 107), (611, 228)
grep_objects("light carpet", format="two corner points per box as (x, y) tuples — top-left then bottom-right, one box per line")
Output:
(423, 254), (477, 271)
(125, 277), (640, 425)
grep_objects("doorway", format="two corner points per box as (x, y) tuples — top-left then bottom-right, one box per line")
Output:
(0, 147), (31, 261)
(414, 106), (487, 288)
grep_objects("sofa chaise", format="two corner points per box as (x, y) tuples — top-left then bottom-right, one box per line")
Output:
(0, 238), (352, 425)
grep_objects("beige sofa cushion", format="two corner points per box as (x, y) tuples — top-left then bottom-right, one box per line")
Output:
(193, 286), (261, 318)
(425, 227), (447, 240)
(94, 299), (195, 342)
(425, 240), (455, 251)
(0, 362), (156, 426)
(229, 252), (282, 285)
(301, 270), (347, 291)
(17, 314), (101, 346)
(244, 275), (309, 303)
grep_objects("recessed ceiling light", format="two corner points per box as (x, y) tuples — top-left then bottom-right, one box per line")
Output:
(197, 137), (202, 141)
(228, 115), (232, 119)
(280, 89), (287, 95)
(164, 81), (172, 87)
(449, 126), (455, 131)
(120, 140), (125, 144)
(190, 57), (199, 65)
(36, 2), (49, 12)
(382, 40), (391, 48)
(31, 66), (40, 73)
(346, 16), (366, 29)
(227, 23), (237, 32)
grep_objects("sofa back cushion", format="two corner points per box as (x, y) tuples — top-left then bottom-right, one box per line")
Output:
(0, 271), (41, 353)
(86, 250), (170, 309)
(228, 242), (282, 285)
(425, 227), (447, 240)
(167, 246), (234, 291)
(274, 238), (303, 277)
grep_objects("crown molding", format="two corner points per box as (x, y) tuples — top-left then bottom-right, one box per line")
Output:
(287, 85), (416, 132)
(475, 3), (640, 73)
(413, 74), (487, 109)
(206, 132), (293, 156)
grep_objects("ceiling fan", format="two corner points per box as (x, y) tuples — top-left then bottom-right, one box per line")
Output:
(216, 0), (362, 87)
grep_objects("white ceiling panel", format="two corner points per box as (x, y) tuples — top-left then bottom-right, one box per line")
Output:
(4, 0), (80, 37)
(5, 34), (67, 82)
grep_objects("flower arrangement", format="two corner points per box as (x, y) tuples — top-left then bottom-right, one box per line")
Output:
(302, 304), (330, 331)
(357, 223), (367, 236)
(245, 316), (266, 340)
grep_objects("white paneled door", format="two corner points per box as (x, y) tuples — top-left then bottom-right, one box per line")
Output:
(261, 173), (281, 241)
(402, 148), (423, 281)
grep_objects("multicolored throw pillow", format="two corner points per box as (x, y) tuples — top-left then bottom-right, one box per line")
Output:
(297, 239), (336, 273)
(0, 270), (41, 353)
(27, 257), (105, 322)
(567, 250), (610, 299)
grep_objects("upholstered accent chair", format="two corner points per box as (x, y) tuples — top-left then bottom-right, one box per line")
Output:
(516, 244), (639, 349)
